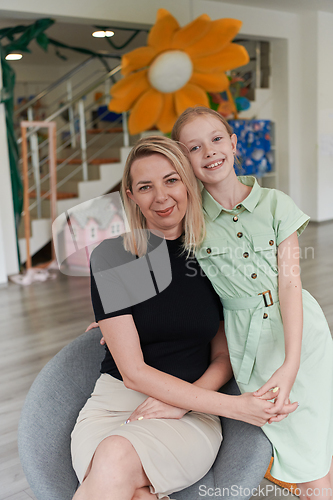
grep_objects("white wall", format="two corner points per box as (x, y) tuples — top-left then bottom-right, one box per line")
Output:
(0, 61), (20, 279)
(0, 213), (8, 285)
(0, 0), (192, 26)
(317, 11), (333, 221)
(298, 11), (318, 220)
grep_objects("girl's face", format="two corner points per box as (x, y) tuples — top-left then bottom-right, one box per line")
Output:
(178, 115), (237, 188)
(126, 153), (188, 238)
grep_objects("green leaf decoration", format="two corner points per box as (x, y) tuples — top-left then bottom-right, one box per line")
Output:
(36, 32), (49, 51)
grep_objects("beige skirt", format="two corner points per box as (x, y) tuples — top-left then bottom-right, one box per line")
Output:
(71, 374), (222, 499)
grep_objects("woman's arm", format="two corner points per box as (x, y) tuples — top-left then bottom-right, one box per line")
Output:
(128, 322), (232, 421)
(254, 231), (302, 415)
(98, 315), (296, 426)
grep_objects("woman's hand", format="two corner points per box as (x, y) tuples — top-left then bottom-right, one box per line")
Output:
(127, 397), (188, 422)
(253, 362), (299, 415)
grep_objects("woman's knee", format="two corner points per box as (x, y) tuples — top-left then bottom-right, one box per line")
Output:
(91, 435), (146, 484)
(94, 436), (132, 467)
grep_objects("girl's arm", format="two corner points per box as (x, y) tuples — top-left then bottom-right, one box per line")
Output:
(193, 321), (233, 390)
(98, 315), (297, 426)
(254, 231), (302, 416)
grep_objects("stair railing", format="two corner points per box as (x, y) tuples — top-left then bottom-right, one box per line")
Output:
(16, 62), (125, 222)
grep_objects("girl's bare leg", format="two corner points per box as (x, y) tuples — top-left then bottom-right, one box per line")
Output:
(72, 436), (157, 500)
(297, 461), (332, 500)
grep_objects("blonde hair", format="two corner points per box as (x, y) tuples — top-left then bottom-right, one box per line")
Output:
(121, 135), (205, 256)
(171, 106), (234, 142)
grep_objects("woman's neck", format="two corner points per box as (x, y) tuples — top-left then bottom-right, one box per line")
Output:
(148, 225), (183, 241)
(204, 176), (251, 210)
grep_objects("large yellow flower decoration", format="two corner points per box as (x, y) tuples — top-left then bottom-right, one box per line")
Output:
(108, 9), (249, 134)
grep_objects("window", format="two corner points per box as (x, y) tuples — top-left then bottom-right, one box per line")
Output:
(111, 223), (121, 235)
(91, 226), (97, 240)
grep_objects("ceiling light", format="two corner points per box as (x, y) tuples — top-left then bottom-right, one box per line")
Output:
(5, 53), (23, 61)
(92, 30), (114, 38)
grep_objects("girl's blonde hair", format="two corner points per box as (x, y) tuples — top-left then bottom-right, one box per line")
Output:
(121, 135), (205, 256)
(171, 106), (234, 142)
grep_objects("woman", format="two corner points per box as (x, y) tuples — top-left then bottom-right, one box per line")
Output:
(72, 136), (295, 500)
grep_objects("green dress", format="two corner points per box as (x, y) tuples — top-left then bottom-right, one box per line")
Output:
(196, 176), (333, 483)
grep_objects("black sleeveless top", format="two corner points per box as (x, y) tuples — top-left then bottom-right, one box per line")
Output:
(90, 234), (223, 383)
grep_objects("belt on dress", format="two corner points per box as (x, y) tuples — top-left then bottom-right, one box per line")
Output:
(221, 289), (279, 385)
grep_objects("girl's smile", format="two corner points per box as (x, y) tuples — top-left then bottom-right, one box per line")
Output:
(204, 158), (226, 169)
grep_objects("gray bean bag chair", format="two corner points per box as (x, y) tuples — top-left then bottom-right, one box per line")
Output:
(18, 328), (272, 500)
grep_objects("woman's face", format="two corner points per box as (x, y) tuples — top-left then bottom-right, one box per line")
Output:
(127, 153), (188, 238)
(178, 115), (237, 189)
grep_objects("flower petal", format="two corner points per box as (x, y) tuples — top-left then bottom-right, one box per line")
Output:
(174, 84), (210, 116)
(109, 71), (149, 111)
(128, 89), (164, 134)
(148, 9), (180, 53)
(156, 93), (178, 133)
(122, 47), (156, 76)
(185, 18), (242, 58)
(171, 14), (211, 49)
(108, 95), (134, 113)
(192, 43), (249, 73)
(111, 70), (149, 98)
(189, 72), (229, 92)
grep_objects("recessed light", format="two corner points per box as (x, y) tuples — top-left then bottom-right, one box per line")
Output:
(5, 53), (23, 61)
(92, 30), (114, 38)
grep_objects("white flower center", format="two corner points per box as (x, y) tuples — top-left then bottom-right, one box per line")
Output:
(148, 50), (193, 93)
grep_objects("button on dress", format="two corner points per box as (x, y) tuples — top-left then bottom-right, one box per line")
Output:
(196, 176), (333, 483)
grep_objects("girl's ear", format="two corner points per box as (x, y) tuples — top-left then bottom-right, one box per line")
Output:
(231, 133), (237, 153)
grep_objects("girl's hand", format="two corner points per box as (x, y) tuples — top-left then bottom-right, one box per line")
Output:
(85, 321), (99, 332)
(267, 398), (294, 424)
(85, 322), (106, 346)
(232, 392), (297, 427)
(253, 363), (299, 415)
(127, 397), (188, 422)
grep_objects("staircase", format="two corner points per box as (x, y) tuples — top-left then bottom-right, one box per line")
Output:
(15, 57), (134, 264)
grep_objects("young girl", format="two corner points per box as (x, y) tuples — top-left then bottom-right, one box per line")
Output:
(171, 106), (333, 499)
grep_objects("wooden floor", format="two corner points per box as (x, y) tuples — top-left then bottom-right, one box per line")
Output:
(0, 221), (332, 500)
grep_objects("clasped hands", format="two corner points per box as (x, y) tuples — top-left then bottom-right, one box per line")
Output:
(125, 386), (298, 428)
(85, 322), (298, 427)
